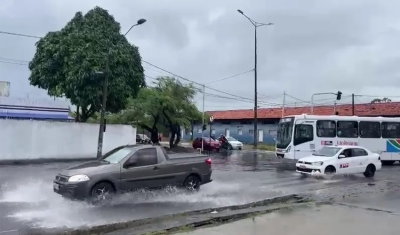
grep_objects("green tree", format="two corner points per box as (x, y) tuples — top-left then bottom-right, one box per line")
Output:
(29, 6), (145, 122)
(118, 88), (163, 144)
(114, 77), (202, 147)
(371, 97), (392, 103)
(155, 77), (202, 148)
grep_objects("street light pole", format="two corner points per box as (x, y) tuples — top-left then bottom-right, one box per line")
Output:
(310, 92), (339, 114)
(237, 9), (272, 148)
(96, 18), (147, 159)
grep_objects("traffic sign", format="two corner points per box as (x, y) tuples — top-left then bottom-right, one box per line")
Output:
(209, 115), (214, 123)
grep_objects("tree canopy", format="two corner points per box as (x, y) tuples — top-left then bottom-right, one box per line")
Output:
(114, 76), (203, 146)
(371, 97), (392, 103)
(29, 6), (145, 122)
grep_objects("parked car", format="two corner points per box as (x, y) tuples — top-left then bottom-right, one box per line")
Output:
(136, 134), (151, 144)
(226, 137), (243, 150)
(296, 145), (381, 178)
(192, 137), (221, 151)
(53, 145), (213, 203)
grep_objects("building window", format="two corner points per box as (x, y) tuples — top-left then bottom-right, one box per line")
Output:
(222, 121), (231, 125)
(249, 129), (254, 135)
(316, 120), (336, 137)
(269, 129), (277, 137)
(240, 121), (251, 125)
(197, 128), (202, 133)
(211, 129), (216, 134)
(238, 129), (243, 135)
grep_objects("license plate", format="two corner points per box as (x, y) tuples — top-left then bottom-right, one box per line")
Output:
(299, 165), (306, 169)
(53, 183), (59, 190)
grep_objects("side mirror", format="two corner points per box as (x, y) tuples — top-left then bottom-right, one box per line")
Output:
(338, 154), (345, 159)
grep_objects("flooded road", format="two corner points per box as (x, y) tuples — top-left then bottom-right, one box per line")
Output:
(0, 150), (399, 234)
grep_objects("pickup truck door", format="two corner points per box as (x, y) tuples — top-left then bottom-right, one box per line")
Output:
(120, 148), (165, 191)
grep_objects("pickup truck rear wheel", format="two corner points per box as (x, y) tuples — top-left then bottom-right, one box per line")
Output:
(184, 175), (201, 191)
(90, 182), (115, 205)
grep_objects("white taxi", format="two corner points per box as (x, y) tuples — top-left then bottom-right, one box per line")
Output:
(296, 145), (382, 177)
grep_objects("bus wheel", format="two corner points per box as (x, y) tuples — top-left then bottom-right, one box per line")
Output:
(381, 160), (395, 166)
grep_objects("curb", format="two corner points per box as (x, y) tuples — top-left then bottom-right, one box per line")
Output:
(28, 194), (305, 235)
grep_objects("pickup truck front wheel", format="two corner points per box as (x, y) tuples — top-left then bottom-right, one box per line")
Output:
(90, 182), (115, 205)
(183, 175), (201, 191)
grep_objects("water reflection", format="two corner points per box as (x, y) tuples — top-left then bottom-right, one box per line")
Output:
(210, 150), (294, 172)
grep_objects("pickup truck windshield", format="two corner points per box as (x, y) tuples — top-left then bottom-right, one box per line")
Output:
(312, 147), (341, 157)
(103, 147), (136, 163)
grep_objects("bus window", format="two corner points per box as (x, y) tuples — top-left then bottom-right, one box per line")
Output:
(337, 121), (358, 138)
(316, 120), (336, 137)
(293, 124), (313, 146)
(382, 122), (400, 138)
(359, 121), (381, 138)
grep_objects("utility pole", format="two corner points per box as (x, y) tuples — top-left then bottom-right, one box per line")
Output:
(282, 91), (286, 117)
(96, 19), (146, 159)
(334, 101), (337, 114)
(237, 9), (273, 148)
(201, 84), (205, 153)
(352, 93), (355, 115)
(254, 24), (258, 147)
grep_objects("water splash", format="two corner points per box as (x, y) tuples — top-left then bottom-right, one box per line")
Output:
(0, 179), (248, 229)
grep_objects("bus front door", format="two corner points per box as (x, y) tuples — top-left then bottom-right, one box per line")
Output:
(293, 122), (315, 160)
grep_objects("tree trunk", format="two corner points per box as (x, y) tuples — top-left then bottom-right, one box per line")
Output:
(150, 128), (159, 144)
(169, 129), (176, 148)
(190, 122), (194, 141)
(174, 125), (181, 146)
(75, 106), (80, 122)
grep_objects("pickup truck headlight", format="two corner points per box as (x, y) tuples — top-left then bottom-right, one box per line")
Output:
(68, 175), (90, 182)
(312, 161), (324, 166)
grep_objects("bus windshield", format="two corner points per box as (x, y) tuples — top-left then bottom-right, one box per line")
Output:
(276, 117), (294, 149)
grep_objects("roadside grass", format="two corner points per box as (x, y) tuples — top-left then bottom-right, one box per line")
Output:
(254, 143), (276, 151)
(243, 143), (276, 151)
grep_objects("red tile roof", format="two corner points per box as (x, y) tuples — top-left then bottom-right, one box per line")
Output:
(207, 102), (400, 120)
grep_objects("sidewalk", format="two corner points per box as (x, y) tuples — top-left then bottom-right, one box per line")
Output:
(177, 204), (398, 235)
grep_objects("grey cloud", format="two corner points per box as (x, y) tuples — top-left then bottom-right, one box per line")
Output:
(1, 0), (400, 111)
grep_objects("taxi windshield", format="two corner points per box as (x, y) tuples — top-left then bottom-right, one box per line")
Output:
(312, 147), (341, 157)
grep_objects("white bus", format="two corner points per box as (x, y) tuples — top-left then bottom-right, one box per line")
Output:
(275, 114), (400, 165)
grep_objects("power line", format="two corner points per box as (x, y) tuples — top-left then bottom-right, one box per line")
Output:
(206, 69), (254, 84)
(0, 30), (42, 39)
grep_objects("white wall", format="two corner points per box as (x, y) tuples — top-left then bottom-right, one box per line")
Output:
(0, 119), (136, 160)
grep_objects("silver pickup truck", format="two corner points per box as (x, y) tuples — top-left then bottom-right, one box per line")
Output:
(53, 145), (212, 202)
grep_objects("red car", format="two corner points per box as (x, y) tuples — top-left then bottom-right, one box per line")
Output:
(193, 137), (221, 151)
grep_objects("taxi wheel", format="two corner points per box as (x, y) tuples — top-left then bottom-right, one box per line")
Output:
(363, 164), (376, 178)
(324, 166), (336, 175)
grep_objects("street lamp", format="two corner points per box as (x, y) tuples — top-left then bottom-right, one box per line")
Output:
(237, 9), (273, 148)
(97, 18), (147, 159)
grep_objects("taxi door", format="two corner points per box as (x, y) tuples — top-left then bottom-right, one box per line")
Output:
(335, 148), (356, 174)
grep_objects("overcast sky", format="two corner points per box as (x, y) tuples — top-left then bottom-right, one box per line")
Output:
(1, 0), (400, 111)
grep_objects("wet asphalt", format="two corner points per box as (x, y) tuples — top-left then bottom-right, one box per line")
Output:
(1, 150), (400, 234)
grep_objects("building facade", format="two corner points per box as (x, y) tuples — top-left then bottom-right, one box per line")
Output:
(183, 101), (400, 144)
(0, 97), (72, 121)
